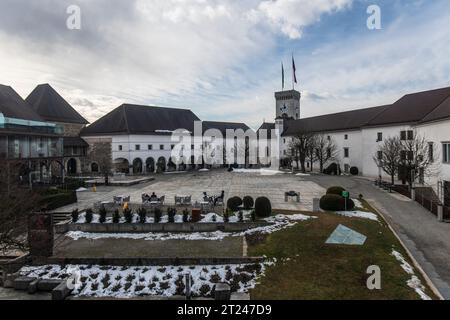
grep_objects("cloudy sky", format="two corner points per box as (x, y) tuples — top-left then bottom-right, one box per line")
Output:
(0, 0), (449, 128)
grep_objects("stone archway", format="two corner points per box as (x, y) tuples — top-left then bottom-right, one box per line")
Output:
(67, 158), (77, 175)
(132, 158), (143, 174)
(146, 157), (155, 173)
(114, 158), (130, 174)
(156, 157), (166, 173)
(167, 158), (177, 172)
(91, 162), (99, 173)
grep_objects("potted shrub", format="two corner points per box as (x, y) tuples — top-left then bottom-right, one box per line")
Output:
(71, 209), (79, 223)
(138, 208), (147, 224)
(168, 207), (176, 223)
(243, 196), (254, 210)
(227, 196), (242, 212)
(223, 209), (230, 223)
(319, 194), (355, 211)
(85, 208), (94, 223)
(182, 209), (190, 223)
(255, 197), (272, 218)
(99, 206), (107, 224)
(154, 208), (162, 223)
(123, 208), (133, 223)
(238, 210), (244, 223)
(326, 186), (346, 196)
(112, 209), (120, 224)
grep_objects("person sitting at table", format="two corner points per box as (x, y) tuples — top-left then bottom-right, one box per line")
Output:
(150, 192), (158, 202)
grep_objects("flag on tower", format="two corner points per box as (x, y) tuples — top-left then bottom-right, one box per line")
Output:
(292, 55), (297, 85)
(281, 62), (285, 90)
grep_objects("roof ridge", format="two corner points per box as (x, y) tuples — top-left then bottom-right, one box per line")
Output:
(418, 90), (450, 122)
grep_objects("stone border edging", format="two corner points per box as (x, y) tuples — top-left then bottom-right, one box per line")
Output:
(55, 222), (272, 234)
(367, 199), (444, 300)
(36, 256), (266, 267)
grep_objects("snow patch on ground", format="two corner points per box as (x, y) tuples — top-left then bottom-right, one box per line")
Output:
(67, 214), (316, 241)
(352, 199), (364, 209)
(232, 169), (285, 176)
(335, 210), (379, 221)
(19, 262), (275, 298)
(295, 173), (310, 177)
(391, 250), (431, 300)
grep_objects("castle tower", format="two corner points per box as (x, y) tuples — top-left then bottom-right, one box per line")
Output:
(275, 90), (301, 120)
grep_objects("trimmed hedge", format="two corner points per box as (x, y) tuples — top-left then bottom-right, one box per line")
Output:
(227, 196), (242, 212)
(350, 167), (359, 176)
(255, 197), (272, 218)
(326, 186), (346, 196)
(320, 194), (355, 211)
(39, 191), (77, 211)
(243, 196), (254, 210)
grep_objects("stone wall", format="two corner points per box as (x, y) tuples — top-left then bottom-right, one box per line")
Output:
(55, 222), (272, 234)
(56, 122), (86, 137)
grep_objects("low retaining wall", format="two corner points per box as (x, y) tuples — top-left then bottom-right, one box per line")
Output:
(55, 222), (271, 234)
(91, 203), (224, 215)
(40, 256), (265, 266)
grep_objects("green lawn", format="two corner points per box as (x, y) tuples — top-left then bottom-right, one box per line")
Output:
(249, 207), (438, 300)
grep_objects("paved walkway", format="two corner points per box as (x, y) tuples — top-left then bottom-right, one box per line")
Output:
(56, 169), (325, 213)
(307, 175), (450, 299)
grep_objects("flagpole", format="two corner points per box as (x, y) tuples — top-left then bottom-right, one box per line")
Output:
(292, 53), (298, 91)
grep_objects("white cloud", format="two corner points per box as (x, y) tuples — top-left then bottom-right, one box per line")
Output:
(255, 0), (353, 39)
(0, 0), (449, 131)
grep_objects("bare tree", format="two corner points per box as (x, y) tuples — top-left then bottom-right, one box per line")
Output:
(306, 135), (318, 172)
(0, 159), (40, 253)
(373, 136), (402, 185)
(399, 134), (436, 188)
(88, 142), (112, 185)
(289, 132), (316, 173)
(315, 134), (338, 173)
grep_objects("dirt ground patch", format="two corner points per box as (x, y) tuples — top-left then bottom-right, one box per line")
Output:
(53, 236), (244, 258)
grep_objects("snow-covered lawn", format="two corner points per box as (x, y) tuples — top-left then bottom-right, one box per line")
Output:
(391, 250), (431, 300)
(19, 262), (275, 298)
(67, 214), (315, 241)
(334, 210), (379, 221)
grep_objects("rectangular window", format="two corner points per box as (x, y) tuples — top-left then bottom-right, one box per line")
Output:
(377, 151), (383, 160)
(160, 145), (164, 150)
(344, 134), (348, 140)
(428, 142), (434, 162)
(148, 145), (153, 150)
(400, 131), (406, 140)
(377, 132), (383, 142)
(191, 144), (195, 150)
(135, 145), (140, 151)
(408, 151), (414, 160)
(407, 130), (414, 140)
(400, 150), (407, 161)
(443, 143), (450, 164)
(118, 145), (123, 151)
(344, 148), (349, 158)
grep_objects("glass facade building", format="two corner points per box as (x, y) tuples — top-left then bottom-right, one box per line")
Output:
(0, 113), (63, 160)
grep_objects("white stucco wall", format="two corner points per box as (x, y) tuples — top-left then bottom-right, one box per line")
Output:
(415, 120), (450, 189)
